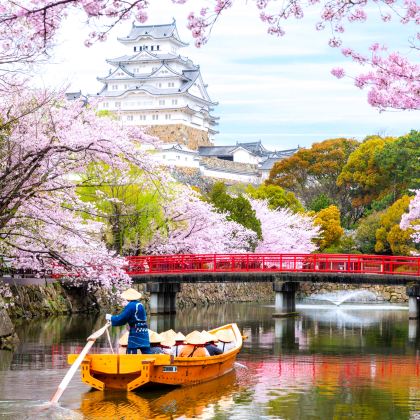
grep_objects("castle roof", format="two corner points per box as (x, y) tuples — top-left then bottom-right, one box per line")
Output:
(198, 142), (298, 160)
(118, 20), (188, 46)
(106, 51), (194, 67)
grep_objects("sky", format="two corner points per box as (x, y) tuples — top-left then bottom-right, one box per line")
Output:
(39, 1), (419, 150)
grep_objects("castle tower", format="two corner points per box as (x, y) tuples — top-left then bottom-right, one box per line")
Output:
(94, 20), (218, 148)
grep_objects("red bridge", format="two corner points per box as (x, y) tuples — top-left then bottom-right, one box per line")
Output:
(126, 253), (420, 277)
(126, 253), (420, 318)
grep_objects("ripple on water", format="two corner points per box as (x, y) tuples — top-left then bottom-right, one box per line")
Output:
(0, 400), (82, 420)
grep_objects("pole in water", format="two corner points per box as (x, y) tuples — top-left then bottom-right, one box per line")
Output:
(234, 362), (248, 369)
(50, 322), (111, 404)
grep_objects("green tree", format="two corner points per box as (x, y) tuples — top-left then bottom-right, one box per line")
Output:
(308, 193), (334, 212)
(78, 163), (164, 255)
(246, 184), (304, 212)
(208, 182), (262, 240)
(374, 130), (420, 201)
(267, 138), (359, 226)
(355, 211), (384, 254)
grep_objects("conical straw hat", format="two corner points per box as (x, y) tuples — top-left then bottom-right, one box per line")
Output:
(161, 338), (176, 347)
(201, 330), (218, 343)
(148, 330), (163, 344)
(120, 288), (143, 301)
(118, 331), (129, 346)
(215, 329), (235, 343)
(174, 332), (186, 342)
(161, 329), (177, 341)
(185, 331), (207, 345)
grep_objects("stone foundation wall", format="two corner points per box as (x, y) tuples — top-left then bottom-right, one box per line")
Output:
(298, 282), (408, 303)
(146, 124), (212, 149)
(177, 282), (273, 307)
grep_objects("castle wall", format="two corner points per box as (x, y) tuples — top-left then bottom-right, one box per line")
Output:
(146, 124), (213, 150)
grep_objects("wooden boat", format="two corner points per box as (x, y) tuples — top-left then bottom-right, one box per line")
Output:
(68, 323), (244, 391)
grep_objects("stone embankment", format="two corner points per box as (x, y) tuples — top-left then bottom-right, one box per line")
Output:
(298, 282), (408, 303)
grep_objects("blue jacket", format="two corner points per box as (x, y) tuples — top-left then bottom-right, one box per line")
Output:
(111, 300), (150, 349)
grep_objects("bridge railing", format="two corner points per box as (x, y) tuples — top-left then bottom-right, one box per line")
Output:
(125, 254), (420, 276)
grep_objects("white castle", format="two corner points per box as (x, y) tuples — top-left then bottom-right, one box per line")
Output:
(65, 21), (298, 184)
(93, 20), (218, 144)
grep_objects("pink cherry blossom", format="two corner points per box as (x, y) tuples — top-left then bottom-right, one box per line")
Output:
(401, 190), (420, 246)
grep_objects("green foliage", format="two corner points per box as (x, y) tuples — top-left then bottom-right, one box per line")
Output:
(308, 193), (334, 212)
(96, 109), (118, 119)
(355, 211), (383, 254)
(374, 130), (420, 199)
(77, 163), (164, 255)
(246, 184), (303, 212)
(323, 232), (361, 254)
(208, 182), (262, 240)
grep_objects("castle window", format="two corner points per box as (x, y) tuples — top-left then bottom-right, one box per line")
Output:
(102, 102), (109, 108)
(133, 67), (139, 73)
(143, 46), (148, 50)
(165, 114), (171, 120)
(139, 46), (142, 51)
(172, 99), (178, 105)
(159, 99), (165, 105)
(112, 84), (118, 90)
(115, 102), (121, 108)
(139, 115), (146, 121)
(168, 82), (175, 87)
(162, 154), (166, 159)
(158, 82), (162, 88)
(134, 46), (136, 52)
(152, 114), (159, 120)
(157, 45), (160, 51)
(151, 46), (154, 51)
(127, 115), (133, 121)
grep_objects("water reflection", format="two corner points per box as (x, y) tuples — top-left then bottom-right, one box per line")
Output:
(1, 301), (420, 419)
(78, 371), (240, 419)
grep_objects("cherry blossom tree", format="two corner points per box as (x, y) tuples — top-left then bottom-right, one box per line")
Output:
(0, 89), (156, 292)
(250, 198), (320, 253)
(146, 184), (257, 254)
(400, 189), (420, 245)
(0, 0), (418, 110)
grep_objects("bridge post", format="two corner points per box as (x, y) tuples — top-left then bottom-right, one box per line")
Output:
(145, 282), (181, 314)
(407, 284), (420, 319)
(273, 281), (299, 317)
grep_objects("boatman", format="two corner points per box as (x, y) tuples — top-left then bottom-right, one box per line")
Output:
(106, 288), (151, 354)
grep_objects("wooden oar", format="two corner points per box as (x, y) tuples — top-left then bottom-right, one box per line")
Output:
(50, 322), (111, 404)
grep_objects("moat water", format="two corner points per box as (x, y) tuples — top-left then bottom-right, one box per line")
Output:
(1, 301), (420, 419)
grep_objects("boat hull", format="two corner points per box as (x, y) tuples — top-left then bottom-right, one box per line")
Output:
(68, 323), (243, 391)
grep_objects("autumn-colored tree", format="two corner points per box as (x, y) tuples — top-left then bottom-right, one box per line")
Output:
(375, 195), (416, 255)
(311, 205), (344, 251)
(337, 135), (395, 212)
(246, 184), (303, 213)
(267, 138), (359, 225)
